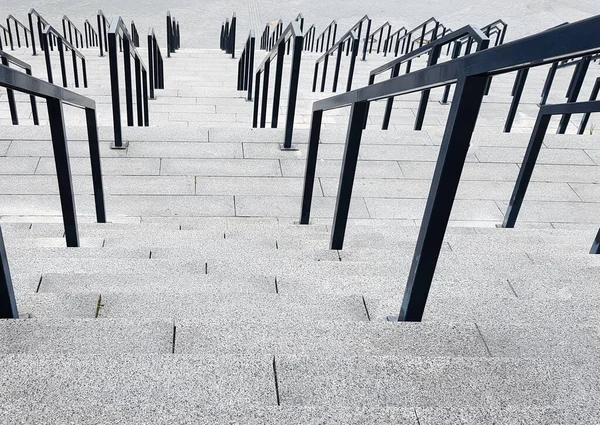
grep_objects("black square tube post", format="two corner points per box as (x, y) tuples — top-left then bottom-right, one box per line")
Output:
(1, 57), (19, 125)
(502, 112), (551, 228)
(591, 228), (600, 254)
(135, 56), (143, 126)
(85, 108), (107, 224)
(504, 68), (529, 133)
(283, 34), (303, 149)
(414, 44), (444, 130)
(0, 226), (18, 319)
(271, 42), (286, 128)
(557, 56), (591, 133)
(398, 75), (488, 322)
(259, 61), (270, 128)
(246, 36), (255, 101)
(332, 43), (343, 92)
(252, 70), (261, 127)
(346, 38), (359, 92)
(300, 109), (324, 224)
(47, 98), (80, 248)
(123, 39), (134, 127)
(148, 33), (155, 99)
(108, 31), (124, 148)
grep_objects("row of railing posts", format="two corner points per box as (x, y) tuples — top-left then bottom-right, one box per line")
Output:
(237, 30), (255, 101)
(147, 28), (165, 99)
(167, 11), (181, 57)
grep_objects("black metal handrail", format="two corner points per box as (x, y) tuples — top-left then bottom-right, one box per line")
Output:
(577, 77), (600, 134)
(84, 19), (98, 49)
(131, 21), (140, 47)
(368, 25), (489, 130)
(167, 11), (181, 57)
(28, 8), (54, 56)
(268, 20), (283, 51)
(220, 13), (236, 57)
(0, 23), (8, 50)
(0, 64), (107, 318)
(384, 26), (407, 57)
(295, 13), (304, 32)
(0, 49), (39, 125)
(41, 25), (88, 89)
(312, 28), (359, 93)
(6, 15), (31, 52)
(410, 22), (449, 51)
(259, 23), (270, 50)
(393, 17), (442, 57)
(62, 15), (84, 49)
(300, 15), (600, 322)
(97, 10), (110, 56)
(481, 19), (508, 47)
(147, 27), (164, 99)
(253, 20), (303, 149)
(314, 20), (337, 53)
(367, 21), (391, 55)
(109, 16), (150, 148)
(237, 30), (255, 101)
(304, 24), (316, 51)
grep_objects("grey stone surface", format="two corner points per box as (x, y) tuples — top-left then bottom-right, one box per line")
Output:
(0, 319), (173, 354)
(160, 158), (282, 177)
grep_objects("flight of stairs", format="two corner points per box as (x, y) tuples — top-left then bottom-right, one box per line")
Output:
(1, 23), (600, 423)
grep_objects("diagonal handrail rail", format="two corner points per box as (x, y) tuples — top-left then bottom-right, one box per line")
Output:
(313, 29), (359, 93)
(147, 27), (165, 99)
(253, 20), (303, 149)
(6, 15), (32, 52)
(299, 15), (600, 323)
(28, 8), (54, 56)
(0, 23), (9, 50)
(368, 25), (489, 130)
(108, 16), (150, 148)
(392, 17), (442, 57)
(304, 24), (316, 51)
(62, 15), (84, 49)
(410, 22), (450, 51)
(0, 49), (39, 125)
(384, 26), (407, 57)
(97, 10), (110, 56)
(84, 19), (98, 49)
(41, 24), (88, 89)
(0, 64), (106, 318)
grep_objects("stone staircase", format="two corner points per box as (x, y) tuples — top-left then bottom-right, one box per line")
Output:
(1, 19), (600, 423)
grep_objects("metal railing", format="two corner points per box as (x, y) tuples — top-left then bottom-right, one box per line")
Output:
(0, 49), (39, 125)
(295, 13), (304, 32)
(41, 25), (88, 88)
(393, 17), (443, 57)
(62, 15), (84, 48)
(0, 64), (107, 318)
(383, 26), (407, 57)
(304, 24), (316, 51)
(314, 20), (337, 53)
(97, 10), (110, 56)
(131, 21), (140, 47)
(481, 19), (508, 47)
(367, 21), (391, 55)
(0, 23), (8, 50)
(220, 13), (236, 57)
(84, 19), (98, 49)
(577, 77), (600, 134)
(259, 23), (270, 50)
(410, 21), (449, 51)
(300, 15), (600, 321)
(6, 15), (32, 52)
(108, 16), (150, 148)
(28, 8), (54, 56)
(237, 30), (255, 101)
(367, 25), (490, 130)
(312, 27), (359, 93)
(269, 20), (284, 51)
(147, 27), (164, 99)
(167, 11), (180, 57)
(253, 20), (303, 149)
(502, 99), (600, 254)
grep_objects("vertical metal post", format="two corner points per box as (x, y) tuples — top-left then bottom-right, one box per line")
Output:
(557, 57), (590, 134)
(98, 14), (104, 56)
(332, 44), (343, 93)
(283, 35), (303, 149)
(591, 228), (600, 255)
(230, 14), (236, 58)
(72, 49), (80, 88)
(148, 33), (155, 99)
(271, 42), (285, 128)
(1, 57), (18, 125)
(330, 101), (368, 250)
(252, 70), (261, 127)
(578, 78), (600, 134)
(260, 61), (270, 128)
(398, 75), (487, 322)
(540, 63), (557, 106)
(85, 108), (107, 224)
(247, 36), (255, 101)
(142, 70), (149, 126)
(135, 56), (143, 126)
(504, 69), (529, 133)
(28, 13), (37, 55)
(382, 63), (401, 130)
(312, 62), (319, 92)
(414, 45), (443, 131)
(0, 226), (18, 319)
(24, 68), (39, 125)
(320, 54), (329, 92)
(58, 39), (68, 87)
(47, 98), (79, 248)
(167, 13), (172, 57)
(82, 58), (88, 88)
(503, 112), (551, 228)
(300, 109), (324, 224)
(43, 32), (53, 83)
(361, 19), (371, 61)
(123, 39), (134, 126)
(108, 32), (123, 148)
(346, 38), (359, 92)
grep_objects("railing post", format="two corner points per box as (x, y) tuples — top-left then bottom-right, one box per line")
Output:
(382, 63), (400, 130)
(167, 13), (173, 57)
(361, 19), (371, 61)
(123, 39), (134, 127)
(557, 56), (590, 134)
(28, 13), (37, 55)
(591, 228), (600, 255)
(260, 62), (270, 128)
(282, 34), (303, 150)
(72, 49), (80, 88)
(108, 31), (124, 148)
(504, 68), (529, 133)
(332, 44), (343, 92)
(230, 14), (236, 58)
(1, 57), (18, 125)
(398, 75), (487, 322)
(0, 226), (18, 319)
(24, 68), (39, 125)
(346, 38), (359, 92)
(414, 44), (443, 130)
(135, 56), (143, 126)
(142, 69), (149, 126)
(47, 98), (79, 248)
(148, 32), (155, 99)
(252, 70), (261, 127)
(578, 78), (600, 134)
(539, 62), (557, 106)
(330, 101), (369, 249)
(300, 109), (324, 224)
(85, 108), (107, 224)
(42, 32), (53, 83)
(57, 38), (68, 87)
(271, 42), (285, 128)
(98, 14), (104, 56)
(503, 111), (551, 228)
(320, 54), (329, 92)
(247, 36), (255, 101)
